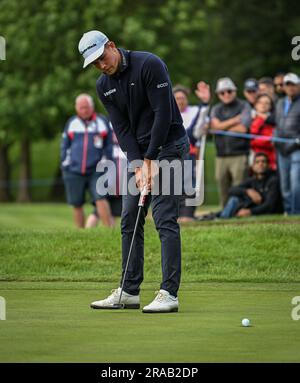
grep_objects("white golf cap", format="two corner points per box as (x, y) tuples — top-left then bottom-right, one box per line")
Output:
(283, 72), (300, 85)
(78, 30), (109, 68)
(215, 77), (237, 93)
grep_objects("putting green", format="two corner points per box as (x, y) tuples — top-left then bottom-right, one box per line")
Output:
(0, 282), (300, 362)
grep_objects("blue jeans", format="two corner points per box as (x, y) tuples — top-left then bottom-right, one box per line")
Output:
(277, 150), (300, 215)
(120, 135), (190, 297)
(220, 196), (240, 218)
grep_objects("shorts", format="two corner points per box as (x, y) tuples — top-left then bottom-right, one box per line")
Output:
(91, 196), (122, 217)
(62, 170), (106, 207)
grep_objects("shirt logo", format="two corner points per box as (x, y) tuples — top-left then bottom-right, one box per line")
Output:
(130, 82), (135, 86)
(157, 82), (168, 89)
(104, 88), (117, 97)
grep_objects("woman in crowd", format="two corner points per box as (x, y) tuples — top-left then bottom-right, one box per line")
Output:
(250, 93), (277, 170)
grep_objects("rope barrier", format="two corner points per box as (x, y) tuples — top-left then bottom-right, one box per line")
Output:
(209, 129), (300, 144)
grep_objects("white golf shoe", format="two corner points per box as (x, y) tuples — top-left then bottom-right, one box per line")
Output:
(90, 288), (140, 309)
(142, 289), (179, 313)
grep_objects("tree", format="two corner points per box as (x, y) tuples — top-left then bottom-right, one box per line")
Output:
(1, 0), (300, 202)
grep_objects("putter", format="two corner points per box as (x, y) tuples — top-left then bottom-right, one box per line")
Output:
(112, 185), (148, 309)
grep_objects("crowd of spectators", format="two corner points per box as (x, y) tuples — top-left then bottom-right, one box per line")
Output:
(61, 72), (300, 228)
(195, 72), (300, 220)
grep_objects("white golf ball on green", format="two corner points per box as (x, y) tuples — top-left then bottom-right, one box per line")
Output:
(242, 318), (250, 327)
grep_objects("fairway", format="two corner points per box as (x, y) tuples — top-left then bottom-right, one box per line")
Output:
(1, 282), (300, 362)
(0, 204), (300, 362)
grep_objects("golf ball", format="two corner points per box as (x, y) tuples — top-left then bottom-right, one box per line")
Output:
(242, 318), (250, 327)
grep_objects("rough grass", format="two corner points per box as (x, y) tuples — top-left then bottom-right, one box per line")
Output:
(0, 204), (300, 283)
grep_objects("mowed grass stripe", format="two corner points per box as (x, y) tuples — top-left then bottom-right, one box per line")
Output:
(0, 283), (299, 362)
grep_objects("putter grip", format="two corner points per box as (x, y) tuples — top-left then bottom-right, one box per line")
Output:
(138, 186), (148, 207)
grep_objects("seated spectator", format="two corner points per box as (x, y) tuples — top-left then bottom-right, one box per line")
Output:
(199, 152), (281, 220)
(258, 77), (276, 101)
(173, 82), (211, 221)
(210, 77), (249, 207)
(61, 94), (114, 228)
(250, 94), (276, 170)
(273, 72), (286, 98)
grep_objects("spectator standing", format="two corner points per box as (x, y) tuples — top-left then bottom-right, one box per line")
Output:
(243, 78), (259, 108)
(241, 78), (259, 129)
(273, 72), (286, 98)
(210, 77), (249, 206)
(61, 94), (114, 228)
(258, 77), (276, 101)
(275, 73), (300, 215)
(85, 128), (126, 227)
(250, 94), (276, 170)
(173, 82), (210, 221)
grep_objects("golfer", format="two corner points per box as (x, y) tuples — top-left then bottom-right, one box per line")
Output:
(78, 30), (189, 313)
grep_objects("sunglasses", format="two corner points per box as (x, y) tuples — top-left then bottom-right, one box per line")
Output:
(219, 90), (233, 96)
(245, 89), (257, 94)
(274, 83), (283, 87)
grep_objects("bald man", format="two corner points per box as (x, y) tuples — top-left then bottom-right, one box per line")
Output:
(61, 93), (114, 228)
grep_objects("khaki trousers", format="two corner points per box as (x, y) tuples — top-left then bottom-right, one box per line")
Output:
(215, 155), (248, 207)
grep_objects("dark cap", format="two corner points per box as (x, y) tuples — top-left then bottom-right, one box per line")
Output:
(244, 78), (258, 91)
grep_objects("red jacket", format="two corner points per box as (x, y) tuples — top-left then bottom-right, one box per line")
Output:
(250, 116), (276, 170)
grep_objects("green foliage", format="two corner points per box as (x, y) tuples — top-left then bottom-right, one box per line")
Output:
(1, 0), (300, 175)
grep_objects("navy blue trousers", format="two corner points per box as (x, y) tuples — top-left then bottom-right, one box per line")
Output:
(120, 135), (189, 297)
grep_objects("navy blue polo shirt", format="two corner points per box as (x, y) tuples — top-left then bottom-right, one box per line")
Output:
(96, 48), (185, 163)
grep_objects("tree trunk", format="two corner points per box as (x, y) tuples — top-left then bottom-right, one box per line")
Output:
(0, 142), (11, 202)
(17, 138), (31, 202)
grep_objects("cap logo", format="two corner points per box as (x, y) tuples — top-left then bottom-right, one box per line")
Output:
(81, 43), (97, 55)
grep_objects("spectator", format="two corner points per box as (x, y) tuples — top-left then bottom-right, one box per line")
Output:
(241, 78), (259, 129)
(173, 82), (211, 221)
(199, 152), (281, 220)
(275, 73), (300, 215)
(244, 78), (259, 108)
(258, 77), (276, 100)
(61, 94), (114, 228)
(85, 129), (126, 227)
(273, 72), (286, 98)
(210, 77), (249, 207)
(250, 94), (276, 170)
